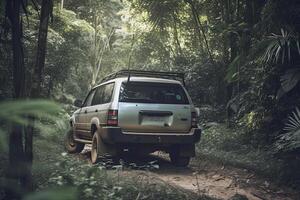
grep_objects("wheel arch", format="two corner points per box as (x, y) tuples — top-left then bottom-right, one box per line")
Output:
(90, 117), (101, 136)
(69, 115), (75, 127)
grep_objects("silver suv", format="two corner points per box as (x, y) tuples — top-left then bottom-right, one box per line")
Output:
(65, 70), (201, 166)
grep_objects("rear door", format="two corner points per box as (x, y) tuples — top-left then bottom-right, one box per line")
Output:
(75, 89), (95, 133)
(87, 82), (115, 127)
(118, 81), (192, 133)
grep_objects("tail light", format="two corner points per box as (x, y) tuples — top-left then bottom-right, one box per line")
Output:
(191, 112), (198, 128)
(107, 110), (118, 126)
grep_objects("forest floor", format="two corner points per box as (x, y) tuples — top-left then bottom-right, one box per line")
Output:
(22, 126), (298, 200)
(73, 146), (299, 200)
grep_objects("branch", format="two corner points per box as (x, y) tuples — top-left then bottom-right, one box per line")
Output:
(186, 0), (214, 63)
(92, 28), (115, 86)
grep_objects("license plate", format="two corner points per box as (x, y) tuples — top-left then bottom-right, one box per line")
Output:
(146, 116), (165, 122)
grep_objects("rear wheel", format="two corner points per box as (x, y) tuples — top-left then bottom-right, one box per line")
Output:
(91, 132), (101, 164)
(65, 129), (85, 153)
(169, 151), (190, 167)
(91, 130), (118, 164)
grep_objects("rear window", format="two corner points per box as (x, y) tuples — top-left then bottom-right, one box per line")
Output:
(119, 82), (189, 104)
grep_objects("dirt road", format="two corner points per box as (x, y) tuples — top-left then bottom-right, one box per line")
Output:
(78, 147), (299, 200)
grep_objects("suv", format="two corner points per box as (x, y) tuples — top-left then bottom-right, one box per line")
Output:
(65, 70), (201, 166)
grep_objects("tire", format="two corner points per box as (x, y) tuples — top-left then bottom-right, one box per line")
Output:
(64, 129), (85, 153)
(91, 131), (102, 164)
(169, 152), (190, 167)
(90, 130), (118, 164)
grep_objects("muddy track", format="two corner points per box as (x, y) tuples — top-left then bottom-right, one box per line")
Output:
(74, 147), (299, 200)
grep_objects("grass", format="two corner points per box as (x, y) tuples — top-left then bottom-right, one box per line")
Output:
(0, 108), (217, 200)
(29, 135), (215, 200)
(196, 123), (285, 181)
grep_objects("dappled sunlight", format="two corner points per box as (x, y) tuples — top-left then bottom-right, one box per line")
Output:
(1, 0), (300, 199)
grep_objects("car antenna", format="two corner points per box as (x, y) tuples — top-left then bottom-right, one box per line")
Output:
(127, 33), (135, 84)
(127, 70), (131, 84)
(126, 49), (132, 84)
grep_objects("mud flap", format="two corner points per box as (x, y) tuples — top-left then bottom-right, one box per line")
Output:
(97, 130), (118, 157)
(179, 144), (195, 157)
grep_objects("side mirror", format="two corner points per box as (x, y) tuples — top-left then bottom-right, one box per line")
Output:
(195, 107), (200, 117)
(74, 99), (83, 107)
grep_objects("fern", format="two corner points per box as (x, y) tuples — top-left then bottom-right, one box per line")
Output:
(0, 100), (61, 125)
(0, 100), (62, 150)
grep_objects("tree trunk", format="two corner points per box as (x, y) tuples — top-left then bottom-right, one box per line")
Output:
(172, 12), (183, 56)
(7, 0), (25, 99)
(185, 0), (203, 51)
(5, 0), (26, 198)
(47, 77), (53, 97)
(31, 0), (53, 98)
(60, 0), (64, 10)
(24, 0), (53, 193)
(185, 0), (214, 62)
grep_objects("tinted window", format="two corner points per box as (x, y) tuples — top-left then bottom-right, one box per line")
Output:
(92, 83), (115, 105)
(92, 87), (104, 106)
(119, 82), (189, 104)
(83, 89), (95, 107)
(103, 83), (115, 103)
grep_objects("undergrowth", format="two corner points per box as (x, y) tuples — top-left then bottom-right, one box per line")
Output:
(31, 137), (215, 200)
(196, 123), (286, 182)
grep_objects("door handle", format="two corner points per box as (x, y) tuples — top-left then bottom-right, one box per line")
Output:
(84, 110), (87, 114)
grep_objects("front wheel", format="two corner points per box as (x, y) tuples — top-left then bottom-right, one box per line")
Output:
(64, 129), (85, 153)
(169, 152), (190, 167)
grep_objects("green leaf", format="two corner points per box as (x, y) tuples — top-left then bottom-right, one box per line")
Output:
(23, 187), (77, 200)
(280, 68), (300, 93)
(225, 55), (241, 83)
(0, 100), (61, 126)
(296, 40), (300, 55)
(0, 0), (5, 17)
(0, 129), (8, 152)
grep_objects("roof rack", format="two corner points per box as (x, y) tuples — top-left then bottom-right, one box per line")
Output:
(100, 70), (185, 85)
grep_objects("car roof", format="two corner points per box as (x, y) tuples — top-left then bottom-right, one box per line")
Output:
(93, 76), (182, 89)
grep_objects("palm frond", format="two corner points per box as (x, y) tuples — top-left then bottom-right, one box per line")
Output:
(262, 29), (298, 64)
(137, 0), (181, 30)
(274, 107), (300, 153)
(249, 29), (299, 67)
(283, 107), (300, 132)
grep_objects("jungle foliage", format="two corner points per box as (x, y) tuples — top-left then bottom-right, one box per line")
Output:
(0, 0), (300, 198)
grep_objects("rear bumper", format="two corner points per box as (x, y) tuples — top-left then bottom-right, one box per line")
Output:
(101, 127), (201, 145)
